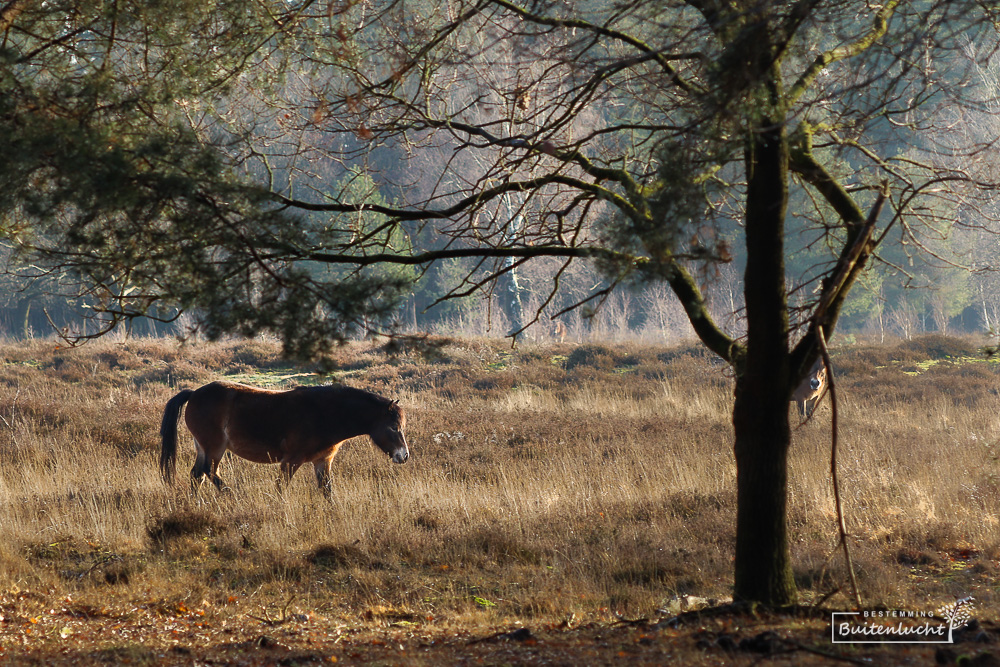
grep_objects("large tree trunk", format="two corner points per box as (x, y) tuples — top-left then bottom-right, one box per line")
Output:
(732, 65), (797, 605)
(732, 377), (796, 604)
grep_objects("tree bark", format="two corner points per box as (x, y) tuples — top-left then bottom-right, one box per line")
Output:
(15, 298), (31, 339)
(733, 378), (796, 604)
(732, 66), (797, 605)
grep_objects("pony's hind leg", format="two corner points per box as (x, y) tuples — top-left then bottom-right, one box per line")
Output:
(313, 458), (334, 498)
(190, 439), (229, 492)
(190, 443), (210, 492)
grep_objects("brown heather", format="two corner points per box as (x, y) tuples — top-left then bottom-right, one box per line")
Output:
(0, 334), (999, 656)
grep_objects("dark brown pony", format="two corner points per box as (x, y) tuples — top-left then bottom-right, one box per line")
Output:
(160, 381), (409, 494)
(791, 359), (828, 417)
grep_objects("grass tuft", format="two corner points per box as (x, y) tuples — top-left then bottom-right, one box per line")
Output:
(147, 508), (227, 543)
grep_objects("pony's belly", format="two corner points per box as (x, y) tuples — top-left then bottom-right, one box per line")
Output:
(231, 445), (284, 464)
(225, 435), (287, 464)
(228, 435), (337, 465)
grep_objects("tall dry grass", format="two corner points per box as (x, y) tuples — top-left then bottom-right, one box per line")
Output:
(0, 334), (997, 634)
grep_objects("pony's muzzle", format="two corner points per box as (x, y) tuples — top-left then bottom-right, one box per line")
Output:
(393, 450), (409, 464)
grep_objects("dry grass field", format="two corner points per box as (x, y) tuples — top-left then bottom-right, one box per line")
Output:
(0, 334), (998, 665)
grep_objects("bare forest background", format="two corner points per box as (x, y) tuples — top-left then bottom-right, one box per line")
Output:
(3, 3), (1000, 346)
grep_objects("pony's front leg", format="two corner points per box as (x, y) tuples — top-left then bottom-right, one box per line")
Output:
(276, 462), (301, 494)
(313, 458), (334, 499)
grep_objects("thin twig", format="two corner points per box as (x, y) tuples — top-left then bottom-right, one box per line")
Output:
(816, 324), (862, 611)
(246, 595), (298, 626)
(610, 611), (650, 626)
(810, 586), (841, 609)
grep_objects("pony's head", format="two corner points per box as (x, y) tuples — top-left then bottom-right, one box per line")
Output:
(372, 399), (409, 464)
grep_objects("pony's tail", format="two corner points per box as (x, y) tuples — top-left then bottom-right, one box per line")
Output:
(160, 389), (194, 484)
